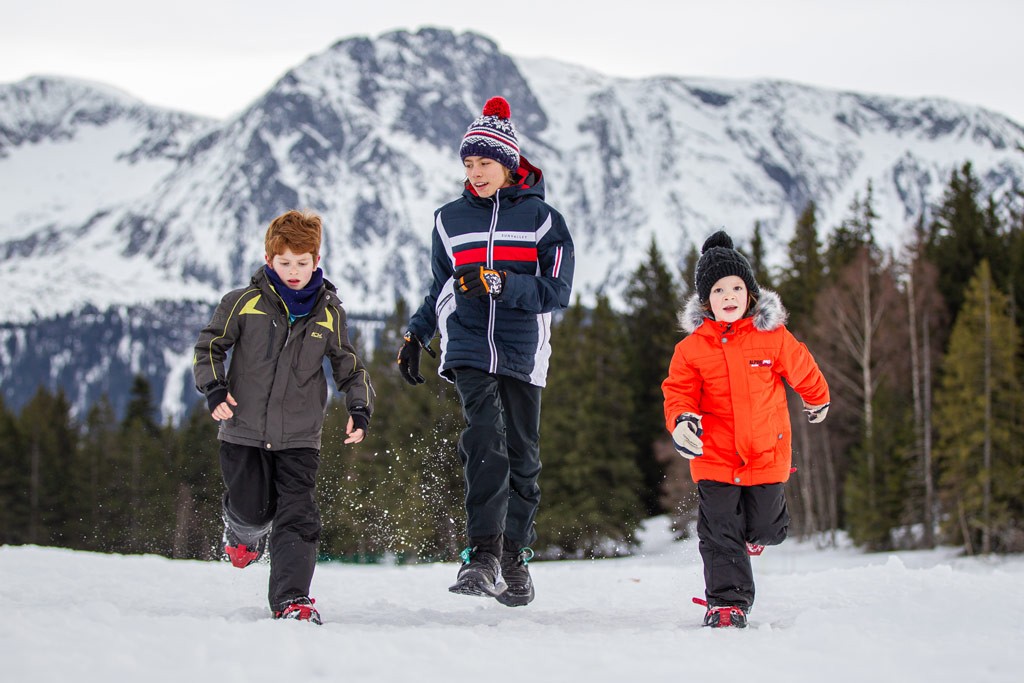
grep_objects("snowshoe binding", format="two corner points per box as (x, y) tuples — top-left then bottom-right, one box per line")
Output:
(223, 528), (266, 569)
(693, 597), (748, 628)
(274, 597), (322, 625)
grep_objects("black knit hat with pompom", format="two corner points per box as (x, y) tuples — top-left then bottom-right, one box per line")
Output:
(694, 230), (760, 303)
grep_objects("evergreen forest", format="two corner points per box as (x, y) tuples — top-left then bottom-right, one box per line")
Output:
(1, 162), (1022, 561)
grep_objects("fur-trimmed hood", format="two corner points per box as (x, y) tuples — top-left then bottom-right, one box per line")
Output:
(678, 287), (788, 334)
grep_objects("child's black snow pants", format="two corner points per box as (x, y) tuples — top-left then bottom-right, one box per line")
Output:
(220, 441), (321, 612)
(453, 367), (543, 549)
(696, 481), (790, 611)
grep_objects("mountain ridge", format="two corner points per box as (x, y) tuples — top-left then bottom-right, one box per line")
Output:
(2, 27), (1023, 420)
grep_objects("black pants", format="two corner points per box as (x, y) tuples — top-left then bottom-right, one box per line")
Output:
(220, 441), (321, 611)
(696, 481), (789, 611)
(453, 367), (543, 547)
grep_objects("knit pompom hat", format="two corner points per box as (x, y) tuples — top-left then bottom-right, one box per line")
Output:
(460, 96), (520, 171)
(694, 230), (760, 303)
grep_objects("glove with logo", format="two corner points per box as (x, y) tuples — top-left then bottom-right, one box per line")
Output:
(397, 331), (435, 385)
(803, 402), (830, 424)
(454, 265), (505, 298)
(672, 413), (704, 459)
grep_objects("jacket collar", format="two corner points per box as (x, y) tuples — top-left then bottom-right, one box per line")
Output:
(251, 267), (340, 311)
(679, 287), (788, 335)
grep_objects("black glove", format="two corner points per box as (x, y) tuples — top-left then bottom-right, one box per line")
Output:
(202, 380), (229, 414)
(349, 408), (370, 433)
(397, 331), (435, 385)
(454, 265), (505, 298)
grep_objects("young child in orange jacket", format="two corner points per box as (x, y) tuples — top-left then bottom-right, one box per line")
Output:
(662, 230), (830, 628)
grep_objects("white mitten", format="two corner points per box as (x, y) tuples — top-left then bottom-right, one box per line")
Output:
(672, 413), (704, 459)
(803, 402), (830, 424)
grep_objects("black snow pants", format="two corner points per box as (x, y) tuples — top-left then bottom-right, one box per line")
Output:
(220, 441), (321, 612)
(453, 367), (543, 549)
(696, 481), (790, 611)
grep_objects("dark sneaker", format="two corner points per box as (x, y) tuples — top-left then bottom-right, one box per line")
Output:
(693, 597), (747, 628)
(449, 546), (506, 598)
(745, 542), (765, 556)
(496, 543), (535, 607)
(223, 527), (266, 568)
(273, 597), (322, 625)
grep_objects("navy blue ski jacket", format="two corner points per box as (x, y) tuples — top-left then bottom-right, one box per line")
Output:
(407, 157), (575, 387)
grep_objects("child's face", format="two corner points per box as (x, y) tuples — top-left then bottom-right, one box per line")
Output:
(266, 247), (319, 290)
(708, 275), (748, 323)
(463, 155), (510, 198)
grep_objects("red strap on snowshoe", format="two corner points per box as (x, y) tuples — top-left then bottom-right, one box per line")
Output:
(225, 543), (258, 568)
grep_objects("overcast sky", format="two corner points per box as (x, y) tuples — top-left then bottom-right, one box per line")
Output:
(3, 0), (1022, 124)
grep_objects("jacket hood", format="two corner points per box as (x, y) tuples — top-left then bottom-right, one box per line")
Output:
(679, 287), (788, 334)
(463, 155), (546, 204)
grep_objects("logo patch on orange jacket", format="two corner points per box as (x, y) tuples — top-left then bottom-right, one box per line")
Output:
(749, 359), (772, 368)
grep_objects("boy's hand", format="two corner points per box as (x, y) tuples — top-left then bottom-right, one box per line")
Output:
(672, 413), (703, 459)
(211, 393), (237, 421)
(803, 402), (830, 423)
(344, 415), (366, 444)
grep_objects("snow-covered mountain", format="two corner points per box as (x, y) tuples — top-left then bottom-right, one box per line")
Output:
(2, 28), (1023, 420)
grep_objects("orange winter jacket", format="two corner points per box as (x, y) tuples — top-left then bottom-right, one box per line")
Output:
(662, 290), (829, 486)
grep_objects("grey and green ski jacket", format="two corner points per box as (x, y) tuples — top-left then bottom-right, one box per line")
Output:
(194, 267), (374, 451)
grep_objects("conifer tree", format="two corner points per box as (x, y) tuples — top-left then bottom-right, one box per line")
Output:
(777, 201), (825, 330)
(79, 395), (126, 551)
(623, 239), (682, 515)
(120, 375), (170, 553)
(681, 244), (699, 297)
(824, 184), (880, 279)
(934, 261), (1024, 553)
(537, 296), (645, 557)
(0, 396), (26, 544)
(170, 401), (223, 559)
(926, 163), (999, 318)
(1005, 211), (1024, 332)
(18, 387), (83, 547)
(749, 221), (773, 290)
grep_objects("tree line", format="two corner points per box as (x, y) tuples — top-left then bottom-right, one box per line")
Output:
(1, 161), (1021, 560)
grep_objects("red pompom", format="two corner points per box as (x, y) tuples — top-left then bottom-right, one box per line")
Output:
(482, 96), (511, 119)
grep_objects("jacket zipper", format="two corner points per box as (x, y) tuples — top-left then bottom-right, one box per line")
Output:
(269, 285), (294, 346)
(266, 319), (277, 361)
(486, 191), (500, 373)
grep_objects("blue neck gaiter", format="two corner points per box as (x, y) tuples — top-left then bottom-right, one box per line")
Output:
(264, 265), (324, 321)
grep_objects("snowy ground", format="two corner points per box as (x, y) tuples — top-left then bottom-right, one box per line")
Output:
(3, 517), (1023, 682)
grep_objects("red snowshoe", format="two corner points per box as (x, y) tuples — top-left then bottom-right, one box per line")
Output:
(274, 597), (322, 625)
(693, 597), (748, 628)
